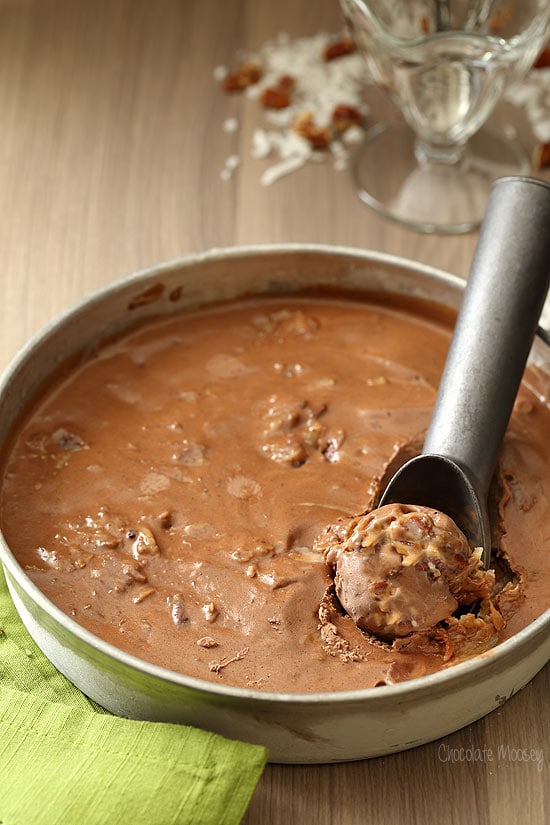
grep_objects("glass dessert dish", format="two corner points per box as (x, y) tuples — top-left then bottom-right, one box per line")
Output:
(340, 0), (550, 233)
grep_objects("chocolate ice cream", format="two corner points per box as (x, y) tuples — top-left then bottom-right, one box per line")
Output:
(316, 503), (494, 640)
(0, 291), (548, 691)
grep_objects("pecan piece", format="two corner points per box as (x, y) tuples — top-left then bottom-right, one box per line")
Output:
(167, 593), (188, 627)
(532, 142), (550, 169)
(223, 62), (262, 92)
(533, 46), (550, 69)
(293, 112), (331, 150)
(130, 527), (160, 559)
(331, 103), (363, 134)
(132, 586), (156, 604)
(197, 636), (218, 648)
(260, 73), (296, 110)
(202, 602), (219, 623)
(262, 437), (307, 467)
(277, 74), (295, 91)
(323, 36), (356, 61)
(261, 86), (292, 109)
(158, 510), (173, 529)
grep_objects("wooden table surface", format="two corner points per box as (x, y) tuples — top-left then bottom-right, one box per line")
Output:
(0, 2), (548, 823)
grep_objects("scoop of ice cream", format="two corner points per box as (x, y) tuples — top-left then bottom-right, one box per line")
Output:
(316, 503), (494, 640)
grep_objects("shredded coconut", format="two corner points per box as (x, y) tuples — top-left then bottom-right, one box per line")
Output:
(260, 152), (310, 186)
(342, 124), (365, 145)
(219, 31), (369, 184)
(247, 31), (368, 130)
(251, 128), (273, 159)
(225, 154), (241, 170)
(505, 68), (550, 142)
(220, 153), (241, 181)
(213, 64), (228, 82)
(222, 116), (239, 133)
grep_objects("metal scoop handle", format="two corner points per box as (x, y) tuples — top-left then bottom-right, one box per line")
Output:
(423, 176), (550, 498)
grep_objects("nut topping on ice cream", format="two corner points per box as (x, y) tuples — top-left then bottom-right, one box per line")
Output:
(316, 503), (495, 640)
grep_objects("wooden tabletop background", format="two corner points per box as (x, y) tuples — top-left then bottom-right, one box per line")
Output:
(0, 1), (548, 822)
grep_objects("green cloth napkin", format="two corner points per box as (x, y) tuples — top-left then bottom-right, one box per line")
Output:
(0, 566), (267, 825)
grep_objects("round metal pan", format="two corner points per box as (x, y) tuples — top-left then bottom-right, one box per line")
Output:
(1, 244), (549, 764)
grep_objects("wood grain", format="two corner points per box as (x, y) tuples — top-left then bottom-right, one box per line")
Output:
(0, 2), (547, 823)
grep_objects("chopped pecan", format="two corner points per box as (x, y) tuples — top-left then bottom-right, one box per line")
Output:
(293, 112), (331, 150)
(130, 527), (160, 559)
(261, 86), (292, 109)
(261, 74), (296, 109)
(321, 430), (344, 463)
(533, 45), (550, 69)
(323, 36), (356, 61)
(158, 510), (173, 529)
(223, 62), (262, 92)
(262, 438), (307, 467)
(278, 74), (295, 91)
(260, 395), (334, 466)
(132, 586), (156, 604)
(167, 593), (188, 627)
(90, 554), (147, 595)
(202, 602), (219, 623)
(331, 103), (363, 134)
(532, 142), (550, 169)
(197, 636), (218, 648)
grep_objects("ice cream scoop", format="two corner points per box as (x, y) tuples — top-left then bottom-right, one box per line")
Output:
(317, 177), (550, 642)
(379, 176), (550, 568)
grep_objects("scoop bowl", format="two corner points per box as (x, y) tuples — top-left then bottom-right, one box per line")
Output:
(0, 241), (549, 763)
(381, 176), (550, 566)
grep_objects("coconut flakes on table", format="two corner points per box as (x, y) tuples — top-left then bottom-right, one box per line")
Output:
(222, 116), (239, 134)
(218, 31), (371, 185)
(220, 153), (241, 181)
